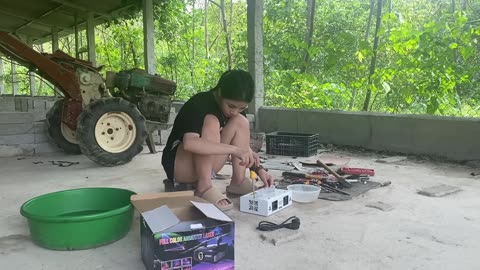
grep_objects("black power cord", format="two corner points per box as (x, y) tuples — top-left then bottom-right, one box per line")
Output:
(256, 216), (301, 231)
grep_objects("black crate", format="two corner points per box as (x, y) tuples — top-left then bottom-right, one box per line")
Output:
(266, 132), (319, 157)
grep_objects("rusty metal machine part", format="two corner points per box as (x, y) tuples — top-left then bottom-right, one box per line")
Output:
(78, 68), (108, 107)
(0, 31), (107, 130)
(0, 31), (82, 101)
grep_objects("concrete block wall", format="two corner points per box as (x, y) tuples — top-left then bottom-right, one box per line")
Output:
(0, 112), (58, 156)
(6, 97), (479, 161)
(259, 107), (480, 161)
(0, 96), (175, 156)
(0, 97), (59, 156)
(0, 96), (58, 114)
(0, 97), (16, 112)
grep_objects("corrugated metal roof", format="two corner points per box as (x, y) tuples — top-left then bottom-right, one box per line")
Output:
(0, 0), (143, 43)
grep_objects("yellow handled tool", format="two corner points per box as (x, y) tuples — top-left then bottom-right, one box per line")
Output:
(250, 170), (257, 198)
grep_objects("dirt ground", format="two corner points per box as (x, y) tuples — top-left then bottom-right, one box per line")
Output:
(0, 148), (479, 270)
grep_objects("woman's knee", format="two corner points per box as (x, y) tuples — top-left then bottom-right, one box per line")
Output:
(228, 114), (249, 129)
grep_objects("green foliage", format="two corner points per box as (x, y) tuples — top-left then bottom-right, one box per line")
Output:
(265, 70), (351, 109)
(373, 7), (480, 116)
(261, 0), (480, 116)
(3, 0), (478, 117)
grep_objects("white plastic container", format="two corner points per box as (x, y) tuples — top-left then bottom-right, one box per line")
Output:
(240, 187), (293, 216)
(287, 184), (321, 203)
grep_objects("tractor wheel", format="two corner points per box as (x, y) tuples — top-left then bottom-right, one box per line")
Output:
(46, 99), (81, 154)
(76, 98), (147, 166)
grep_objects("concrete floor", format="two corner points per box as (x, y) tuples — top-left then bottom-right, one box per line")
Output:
(1, 148), (480, 270)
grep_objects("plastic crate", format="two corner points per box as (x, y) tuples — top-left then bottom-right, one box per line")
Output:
(266, 132), (319, 157)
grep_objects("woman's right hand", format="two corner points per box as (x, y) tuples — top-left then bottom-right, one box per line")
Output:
(233, 147), (255, 168)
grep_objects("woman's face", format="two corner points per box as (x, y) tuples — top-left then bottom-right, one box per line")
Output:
(220, 98), (249, 118)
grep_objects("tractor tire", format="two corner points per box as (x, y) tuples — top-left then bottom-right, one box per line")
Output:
(76, 97), (147, 167)
(46, 99), (81, 154)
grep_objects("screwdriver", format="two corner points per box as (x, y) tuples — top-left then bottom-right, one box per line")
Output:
(250, 170), (257, 198)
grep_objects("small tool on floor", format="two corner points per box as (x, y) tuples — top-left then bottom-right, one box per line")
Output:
(380, 181), (392, 187)
(346, 175), (370, 184)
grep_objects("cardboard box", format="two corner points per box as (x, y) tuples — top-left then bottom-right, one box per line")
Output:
(131, 191), (235, 270)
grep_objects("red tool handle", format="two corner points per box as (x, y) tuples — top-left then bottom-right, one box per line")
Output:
(339, 167), (375, 176)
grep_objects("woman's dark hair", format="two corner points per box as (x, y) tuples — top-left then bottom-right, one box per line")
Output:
(215, 70), (255, 102)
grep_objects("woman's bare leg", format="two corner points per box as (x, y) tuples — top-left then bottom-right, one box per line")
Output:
(174, 114), (250, 205)
(216, 114), (250, 185)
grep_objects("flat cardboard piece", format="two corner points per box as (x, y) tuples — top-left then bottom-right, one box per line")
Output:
(317, 181), (381, 201)
(131, 192), (232, 234)
(191, 201), (232, 222)
(131, 191), (204, 213)
(142, 205), (180, 233)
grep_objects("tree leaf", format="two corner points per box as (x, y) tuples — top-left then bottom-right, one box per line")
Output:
(382, 81), (391, 93)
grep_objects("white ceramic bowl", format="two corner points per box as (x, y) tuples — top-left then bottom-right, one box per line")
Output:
(287, 184), (321, 203)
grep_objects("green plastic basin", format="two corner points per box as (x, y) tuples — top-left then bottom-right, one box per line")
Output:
(20, 187), (135, 250)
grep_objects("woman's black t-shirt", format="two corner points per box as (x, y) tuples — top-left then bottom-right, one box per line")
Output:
(161, 89), (226, 180)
